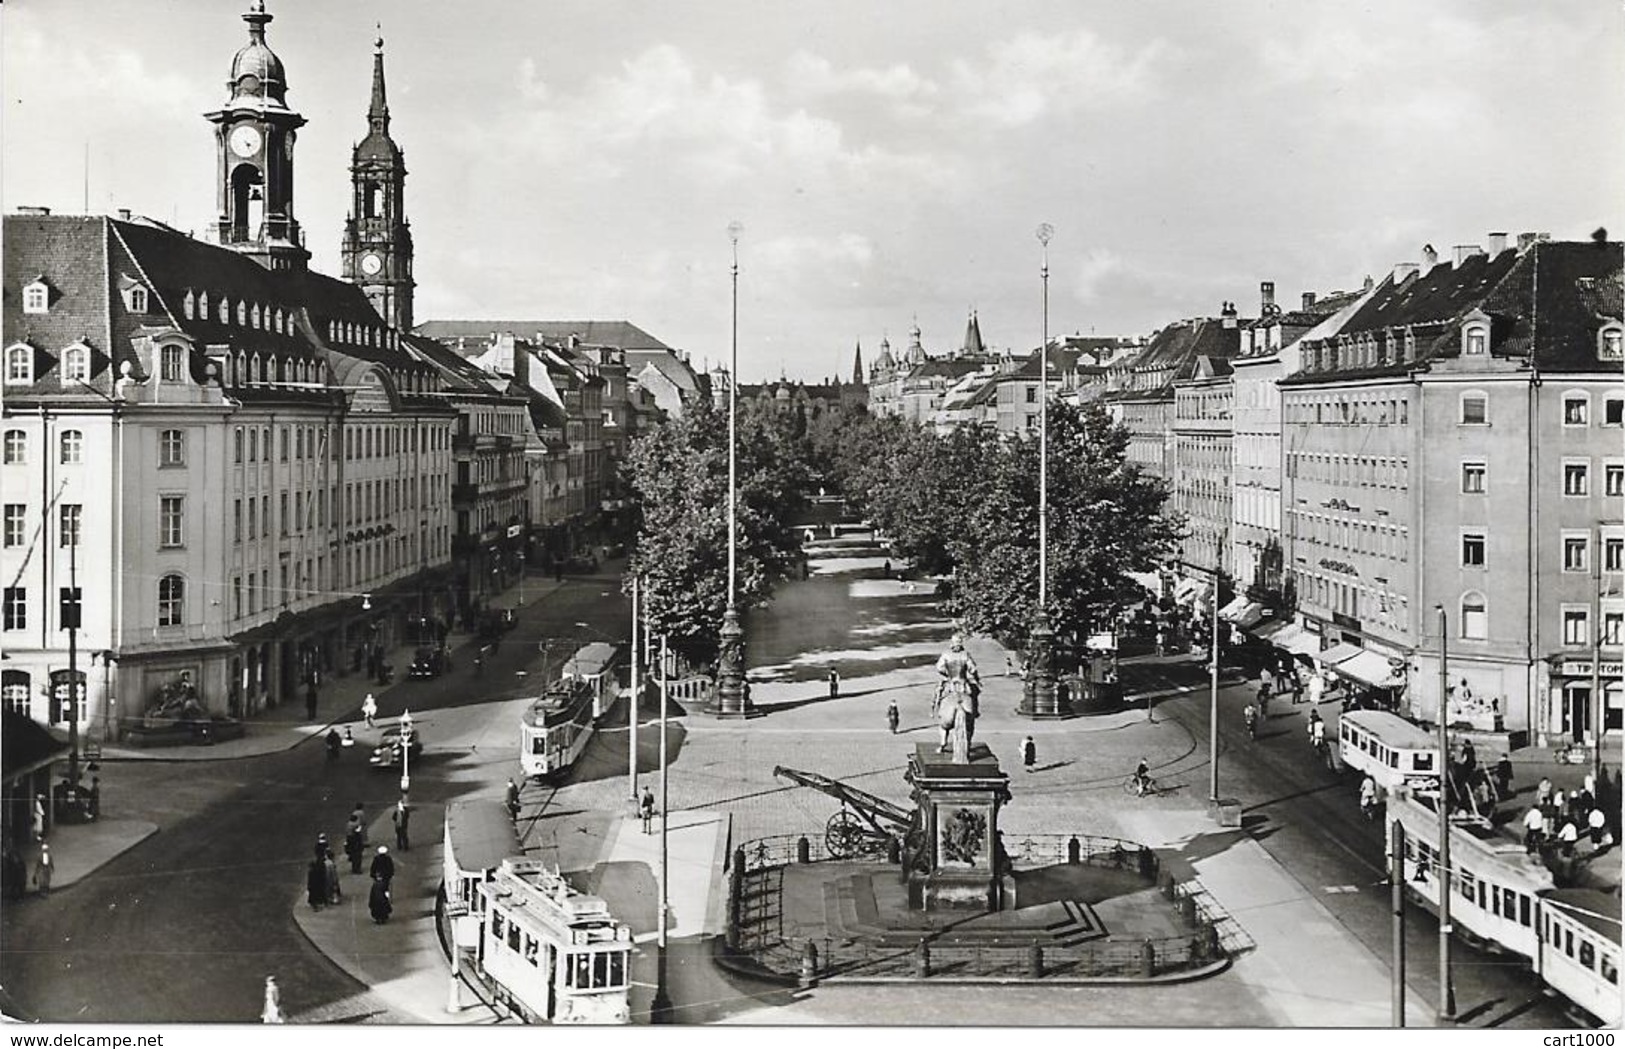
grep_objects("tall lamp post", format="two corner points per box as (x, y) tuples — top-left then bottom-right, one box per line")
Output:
(1020, 222), (1063, 718)
(1434, 605), (1456, 1024)
(710, 220), (755, 717)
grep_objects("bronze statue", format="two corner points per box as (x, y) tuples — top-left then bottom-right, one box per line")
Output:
(934, 635), (980, 754)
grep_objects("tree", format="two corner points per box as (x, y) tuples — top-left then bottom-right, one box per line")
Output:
(623, 397), (811, 665)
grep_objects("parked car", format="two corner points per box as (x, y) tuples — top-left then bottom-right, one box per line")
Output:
(368, 725), (424, 771)
(408, 644), (450, 678)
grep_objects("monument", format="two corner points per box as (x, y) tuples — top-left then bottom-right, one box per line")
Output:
(904, 741), (1011, 911)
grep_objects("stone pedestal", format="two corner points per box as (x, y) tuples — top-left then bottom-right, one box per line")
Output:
(706, 605), (757, 718)
(905, 743), (1011, 912)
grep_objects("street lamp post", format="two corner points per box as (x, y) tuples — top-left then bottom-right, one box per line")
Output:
(629, 575), (640, 800)
(710, 220), (754, 718)
(650, 633), (674, 1023)
(1020, 222), (1063, 719)
(1434, 605), (1456, 1024)
(399, 708), (412, 795)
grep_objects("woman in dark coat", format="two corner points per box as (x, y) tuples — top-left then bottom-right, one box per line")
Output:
(307, 858), (327, 910)
(345, 827), (365, 874)
(368, 875), (392, 924)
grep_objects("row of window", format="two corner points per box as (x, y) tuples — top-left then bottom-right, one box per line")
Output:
(1296, 571), (1409, 633)
(1290, 512), (1410, 564)
(1461, 532), (1625, 574)
(4, 428), (189, 468)
(2, 577), (184, 632)
(1287, 452), (1410, 491)
(1283, 394), (1410, 427)
(1561, 392), (1625, 427)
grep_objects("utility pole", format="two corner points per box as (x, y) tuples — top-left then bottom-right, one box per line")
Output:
(629, 576), (640, 801)
(1208, 532), (1225, 804)
(1391, 818), (1406, 1027)
(651, 633), (673, 1023)
(1592, 524), (1604, 784)
(1434, 605), (1455, 1025)
(65, 536), (83, 787)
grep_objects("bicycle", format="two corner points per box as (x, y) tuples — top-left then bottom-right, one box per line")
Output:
(1123, 773), (1157, 797)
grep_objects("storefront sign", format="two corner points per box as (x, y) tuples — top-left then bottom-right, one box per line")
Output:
(1558, 660), (1624, 678)
(506, 524), (523, 538)
(1320, 558), (1359, 577)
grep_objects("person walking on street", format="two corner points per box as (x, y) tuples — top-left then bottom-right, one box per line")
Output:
(368, 875), (392, 924)
(34, 843), (52, 896)
(31, 795), (45, 843)
(1154, 627), (1166, 658)
(1021, 735), (1037, 773)
(370, 845), (395, 890)
(639, 787), (655, 834)
(345, 825), (365, 875)
(393, 796), (411, 850)
(1558, 818), (1580, 858)
(506, 778), (521, 822)
(261, 976), (283, 1024)
(361, 693), (378, 729)
(306, 857), (326, 910)
(1307, 671), (1324, 707)
(1589, 806), (1608, 848)
(886, 699), (900, 735)
(828, 667), (840, 699)
(1537, 776), (1553, 810)
(1493, 754), (1515, 798)
(1523, 805), (1546, 854)
(324, 850), (341, 905)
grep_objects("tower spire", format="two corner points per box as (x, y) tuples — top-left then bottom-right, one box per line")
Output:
(852, 340), (863, 384)
(368, 26), (389, 136)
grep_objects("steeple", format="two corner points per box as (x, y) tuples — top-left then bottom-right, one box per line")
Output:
(343, 27), (414, 328)
(368, 29), (390, 135)
(961, 309), (985, 357)
(851, 340), (864, 384)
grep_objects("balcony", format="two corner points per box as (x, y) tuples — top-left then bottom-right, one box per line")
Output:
(452, 432), (475, 454)
(452, 482), (478, 505)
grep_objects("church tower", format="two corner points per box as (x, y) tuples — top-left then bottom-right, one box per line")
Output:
(342, 32), (415, 329)
(206, 2), (309, 271)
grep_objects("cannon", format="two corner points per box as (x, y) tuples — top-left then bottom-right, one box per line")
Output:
(774, 765), (916, 859)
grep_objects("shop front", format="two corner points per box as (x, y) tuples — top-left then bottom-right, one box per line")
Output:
(1546, 657), (1623, 746)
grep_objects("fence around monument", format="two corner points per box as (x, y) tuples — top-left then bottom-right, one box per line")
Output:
(727, 831), (1232, 982)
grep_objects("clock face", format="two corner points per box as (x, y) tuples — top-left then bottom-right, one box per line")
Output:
(229, 125), (262, 158)
(360, 253), (383, 276)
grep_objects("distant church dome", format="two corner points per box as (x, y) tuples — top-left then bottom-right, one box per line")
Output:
(228, 4), (288, 105)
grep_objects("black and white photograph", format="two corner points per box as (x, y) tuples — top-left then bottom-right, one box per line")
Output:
(1, 0), (1620, 1037)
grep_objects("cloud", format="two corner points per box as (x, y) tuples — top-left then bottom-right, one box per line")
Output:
(950, 29), (1172, 127)
(783, 51), (938, 118)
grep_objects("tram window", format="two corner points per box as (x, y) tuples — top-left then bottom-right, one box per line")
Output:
(532, 736), (546, 755)
(1566, 929), (1575, 957)
(1503, 887), (1517, 918)
(508, 924), (521, 953)
(492, 912), (504, 940)
(1458, 870), (1473, 899)
(575, 954), (592, 988)
(525, 935), (539, 966)
(1477, 882), (1486, 910)
(1518, 894), (1531, 927)
(1413, 753), (1433, 771)
(1601, 953), (1619, 985)
(1579, 940), (1596, 970)
(594, 953), (610, 987)
(1490, 887), (1501, 917)
(609, 951), (626, 987)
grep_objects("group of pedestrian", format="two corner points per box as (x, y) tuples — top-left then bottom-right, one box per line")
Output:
(1524, 771), (1611, 859)
(307, 799), (401, 923)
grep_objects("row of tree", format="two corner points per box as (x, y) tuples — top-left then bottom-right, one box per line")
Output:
(621, 395), (1182, 666)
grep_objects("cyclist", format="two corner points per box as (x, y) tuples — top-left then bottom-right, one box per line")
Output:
(1132, 757), (1152, 797)
(1242, 702), (1258, 740)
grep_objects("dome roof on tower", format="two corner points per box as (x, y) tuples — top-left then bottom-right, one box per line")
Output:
(226, 4), (290, 108)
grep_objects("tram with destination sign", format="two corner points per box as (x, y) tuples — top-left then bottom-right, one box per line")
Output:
(519, 677), (596, 779)
(1387, 790), (1619, 1025)
(1337, 709), (1440, 793)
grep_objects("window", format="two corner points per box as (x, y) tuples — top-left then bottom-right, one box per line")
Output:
(1564, 535), (1589, 573)
(3, 430), (24, 464)
(234, 500), (243, 543)
(22, 282), (48, 314)
(3, 505), (24, 547)
(1461, 461), (1485, 494)
(5, 345), (32, 384)
(1608, 463), (1624, 498)
(1604, 396), (1624, 427)
(1461, 592), (1487, 640)
(1601, 325), (1624, 362)
(1607, 537), (1624, 573)
(159, 496), (184, 548)
(2, 670), (29, 714)
(3, 588), (24, 631)
(1604, 611), (1623, 647)
(1464, 325), (1488, 355)
(1462, 533), (1485, 567)
(1563, 395), (1589, 425)
(234, 427), (244, 463)
(1563, 608), (1590, 647)
(247, 497), (257, 539)
(59, 429), (82, 464)
(1461, 394), (1487, 425)
(129, 287), (148, 313)
(61, 346), (89, 383)
(59, 504), (80, 547)
(1026, 387), (1037, 404)
(160, 429), (185, 467)
(1564, 462), (1590, 496)
(157, 574), (184, 627)
(160, 344), (185, 383)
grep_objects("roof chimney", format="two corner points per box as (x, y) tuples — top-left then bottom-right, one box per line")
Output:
(1487, 232), (1508, 256)
(1301, 291), (1317, 310)
(1516, 232), (1538, 252)
(1363, 275), (1375, 291)
(1260, 281), (1275, 311)
(116, 208), (132, 221)
(1221, 301), (1238, 329)
(1453, 244), (1483, 266)
(1392, 262), (1420, 284)
(16, 205), (50, 216)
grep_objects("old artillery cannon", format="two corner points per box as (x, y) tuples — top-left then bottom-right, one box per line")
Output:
(774, 765), (917, 859)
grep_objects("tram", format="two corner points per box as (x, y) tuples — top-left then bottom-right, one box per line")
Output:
(477, 857), (633, 1024)
(561, 642), (621, 719)
(1386, 790), (1620, 1025)
(519, 678), (596, 779)
(442, 799), (524, 950)
(1337, 709), (1440, 792)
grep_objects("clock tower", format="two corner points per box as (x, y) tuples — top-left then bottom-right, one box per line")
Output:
(342, 32), (415, 330)
(205, 2), (308, 271)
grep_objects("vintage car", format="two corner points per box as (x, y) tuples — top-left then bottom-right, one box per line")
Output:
(408, 645), (450, 678)
(562, 552), (600, 574)
(368, 725), (424, 770)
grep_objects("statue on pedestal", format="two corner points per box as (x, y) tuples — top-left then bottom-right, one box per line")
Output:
(934, 635), (981, 756)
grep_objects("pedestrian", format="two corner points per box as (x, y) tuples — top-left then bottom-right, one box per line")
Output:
(370, 845), (395, 889)
(1589, 806), (1608, 848)
(88, 776), (100, 820)
(393, 796), (411, 851)
(349, 802), (367, 842)
(882, 559), (892, 579)
(34, 843), (52, 897)
(305, 683), (319, 721)
(1522, 805), (1546, 854)
(315, 833), (330, 862)
(1459, 739), (1477, 781)
(886, 699), (900, 735)
(1154, 628), (1166, 658)
(1021, 734), (1036, 773)
(506, 778), (521, 822)
(261, 976), (283, 1025)
(1260, 667), (1275, 698)
(1551, 788), (1566, 824)
(1537, 776), (1553, 809)
(1584, 770), (1598, 800)
(1493, 754), (1514, 798)
(828, 667), (840, 699)
(324, 851), (341, 905)
(345, 826), (365, 875)
(368, 875), (392, 924)
(1558, 818), (1580, 857)
(31, 794), (45, 843)
(639, 787), (655, 834)
(361, 693), (377, 729)
(1307, 671), (1324, 707)
(326, 727), (342, 761)
(306, 857), (326, 910)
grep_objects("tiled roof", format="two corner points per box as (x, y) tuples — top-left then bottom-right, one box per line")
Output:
(3, 215), (117, 392)
(416, 319), (674, 353)
(401, 332), (497, 394)
(1103, 317), (1241, 401)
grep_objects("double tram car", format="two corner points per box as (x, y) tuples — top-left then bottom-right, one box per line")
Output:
(443, 799), (524, 951)
(561, 642), (622, 719)
(519, 678), (596, 779)
(477, 857), (632, 1024)
(1386, 791), (1621, 1025)
(1337, 709), (1440, 792)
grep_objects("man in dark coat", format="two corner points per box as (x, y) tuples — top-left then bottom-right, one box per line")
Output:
(368, 876), (392, 924)
(370, 845), (395, 889)
(393, 797), (411, 850)
(345, 826), (365, 874)
(306, 858), (327, 910)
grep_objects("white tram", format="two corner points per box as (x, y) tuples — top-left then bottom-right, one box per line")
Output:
(1337, 709), (1440, 792)
(1387, 791), (1621, 1025)
(519, 678), (596, 779)
(442, 800), (524, 951)
(477, 857), (633, 1024)
(561, 642), (622, 719)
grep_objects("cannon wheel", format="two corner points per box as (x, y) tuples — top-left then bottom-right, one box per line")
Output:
(826, 810), (877, 858)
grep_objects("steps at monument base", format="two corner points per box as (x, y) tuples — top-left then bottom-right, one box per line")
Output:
(818, 871), (1108, 949)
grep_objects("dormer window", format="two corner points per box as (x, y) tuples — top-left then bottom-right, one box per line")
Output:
(60, 345), (89, 384)
(250, 353), (261, 384)
(198, 291), (210, 319)
(274, 308), (285, 334)
(236, 301), (248, 327)
(4, 344), (32, 385)
(127, 286), (148, 314)
(22, 280), (48, 315)
(1461, 311), (1490, 356)
(159, 343), (186, 383)
(1600, 322), (1624, 362)
(218, 297), (230, 324)
(183, 290), (196, 320)
(251, 303), (262, 329)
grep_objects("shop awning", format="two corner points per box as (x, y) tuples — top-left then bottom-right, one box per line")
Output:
(1247, 620), (1289, 642)
(1230, 602), (1268, 629)
(1266, 623), (1322, 658)
(1173, 578), (1205, 605)
(1330, 647), (1404, 689)
(1318, 642), (1364, 666)
(1125, 571), (1162, 595)
(1217, 595), (1249, 620)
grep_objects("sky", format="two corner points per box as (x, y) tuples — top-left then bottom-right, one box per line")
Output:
(4, 0), (1621, 382)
